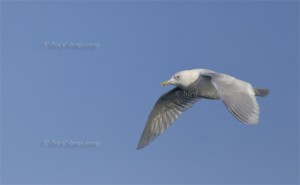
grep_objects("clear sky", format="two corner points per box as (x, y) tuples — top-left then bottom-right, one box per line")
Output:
(1, 1), (299, 184)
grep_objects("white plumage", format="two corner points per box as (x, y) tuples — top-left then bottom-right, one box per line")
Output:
(137, 69), (269, 149)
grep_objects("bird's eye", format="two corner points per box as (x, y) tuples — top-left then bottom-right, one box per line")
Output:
(174, 75), (180, 80)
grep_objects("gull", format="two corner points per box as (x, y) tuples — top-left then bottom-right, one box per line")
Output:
(137, 69), (269, 149)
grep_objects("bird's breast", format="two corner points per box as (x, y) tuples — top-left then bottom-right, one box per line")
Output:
(184, 77), (219, 99)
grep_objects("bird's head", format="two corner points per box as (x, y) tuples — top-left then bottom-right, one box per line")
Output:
(161, 69), (200, 89)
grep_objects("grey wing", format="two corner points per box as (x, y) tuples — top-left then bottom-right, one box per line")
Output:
(137, 87), (200, 149)
(201, 72), (259, 124)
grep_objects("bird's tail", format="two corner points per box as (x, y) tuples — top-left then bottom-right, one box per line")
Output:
(254, 88), (270, 97)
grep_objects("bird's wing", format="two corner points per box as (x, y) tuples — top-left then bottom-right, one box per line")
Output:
(201, 72), (259, 124)
(137, 87), (200, 149)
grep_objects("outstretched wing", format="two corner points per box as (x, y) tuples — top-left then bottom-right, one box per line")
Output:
(137, 87), (200, 149)
(201, 72), (259, 124)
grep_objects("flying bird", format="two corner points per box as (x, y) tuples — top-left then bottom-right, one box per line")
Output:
(137, 69), (269, 149)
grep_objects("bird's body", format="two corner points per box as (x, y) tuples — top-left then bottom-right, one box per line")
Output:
(178, 69), (219, 99)
(137, 69), (269, 149)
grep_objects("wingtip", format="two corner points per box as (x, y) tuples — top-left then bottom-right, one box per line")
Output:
(240, 115), (259, 125)
(137, 140), (151, 150)
(243, 120), (259, 125)
(136, 141), (146, 150)
(136, 144), (145, 150)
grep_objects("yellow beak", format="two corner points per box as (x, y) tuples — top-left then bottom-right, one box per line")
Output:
(161, 81), (170, 86)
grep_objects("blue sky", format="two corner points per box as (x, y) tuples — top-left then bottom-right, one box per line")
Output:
(1, 1), (299, 184)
